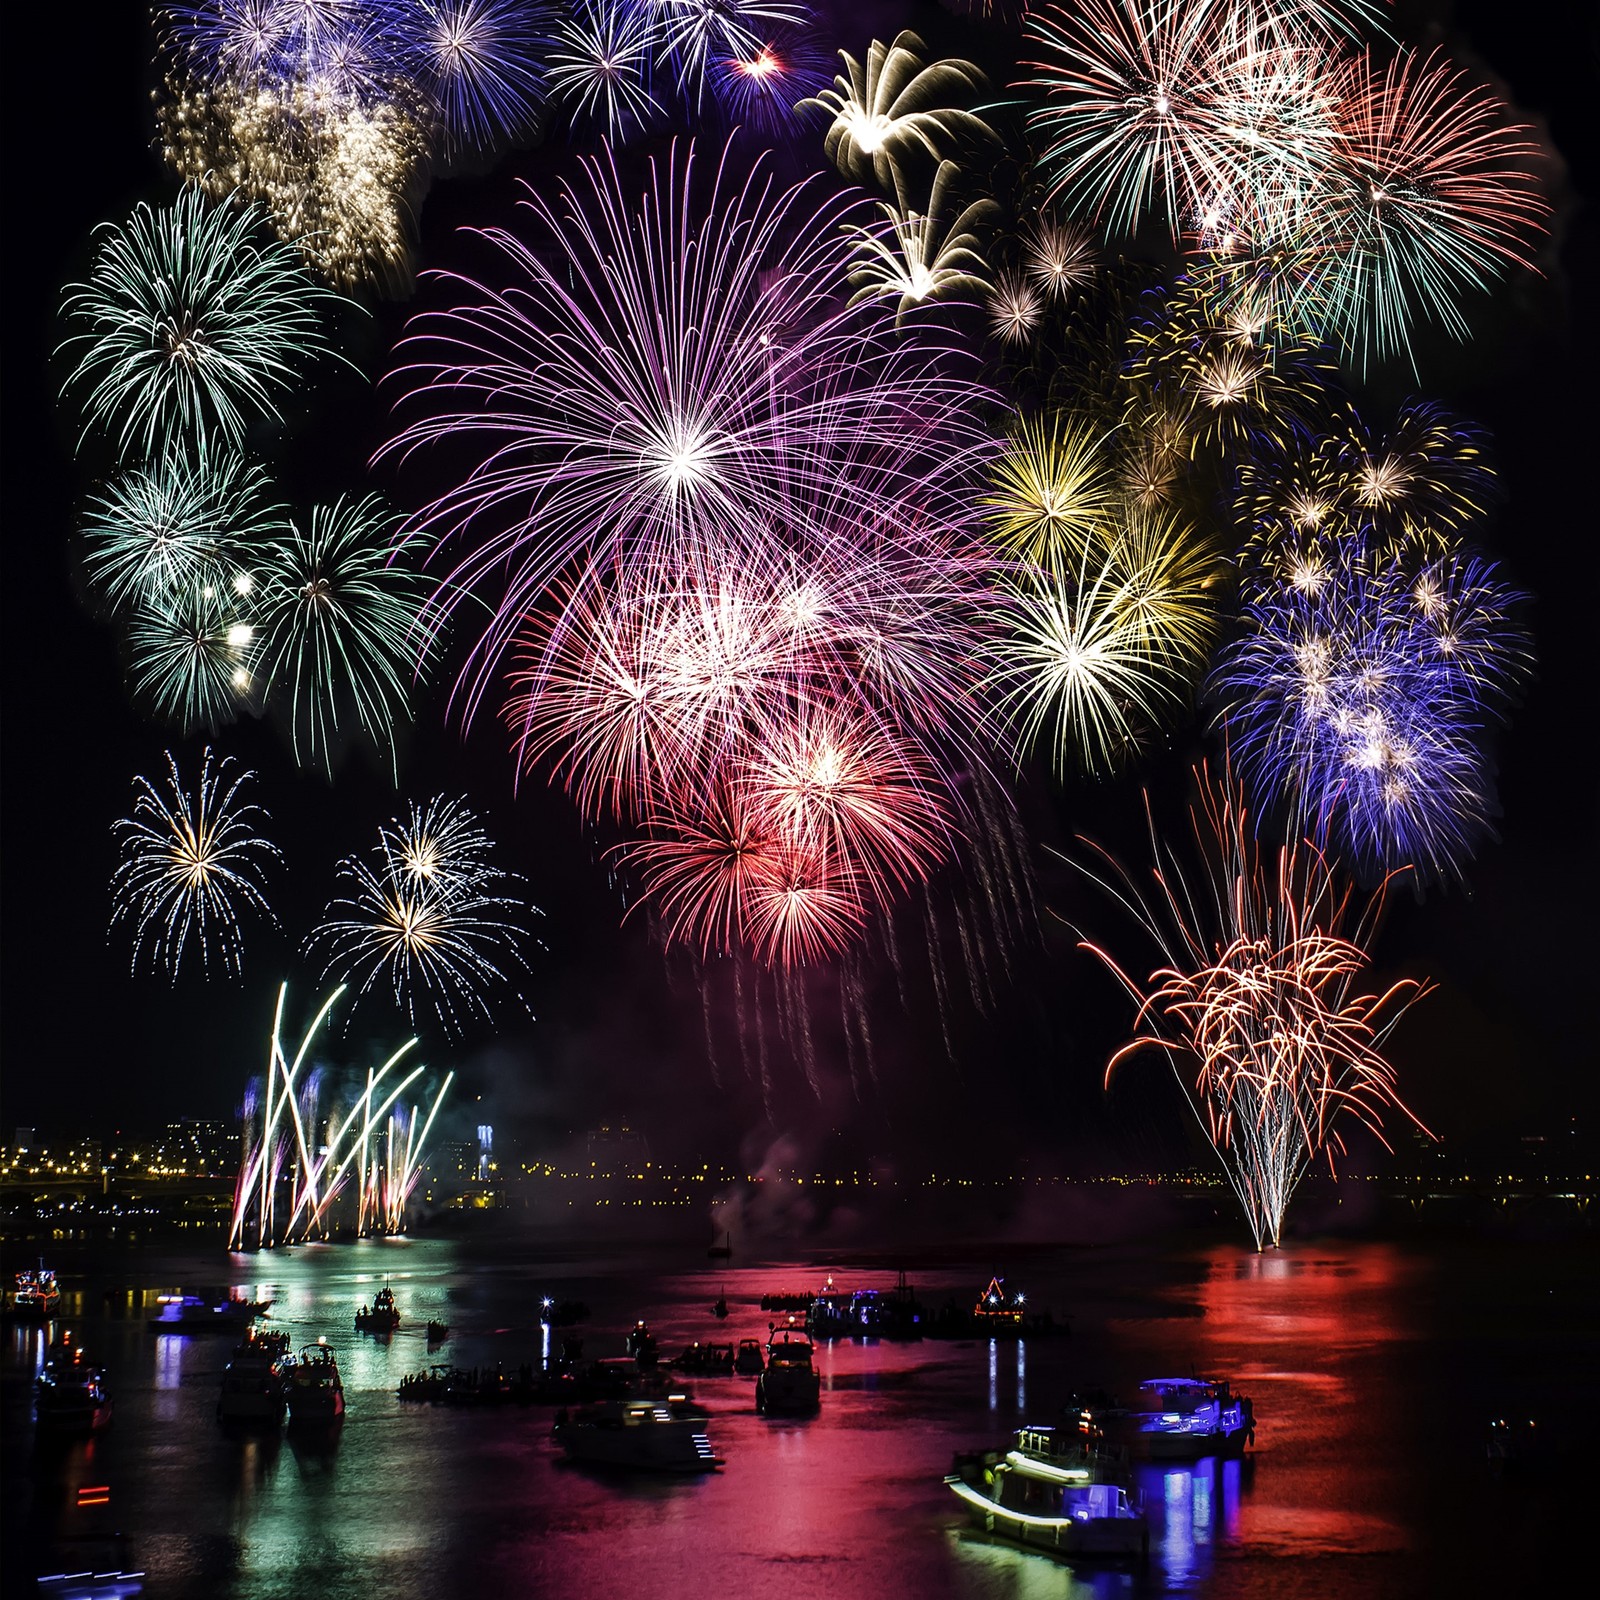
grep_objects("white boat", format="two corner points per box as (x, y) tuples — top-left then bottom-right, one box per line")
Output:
(283, 1342), (345, 1426)
(947, 1426), (1147, 1560)
(554, 1397), (721, 1472)
(755, 1327), (820, 1416)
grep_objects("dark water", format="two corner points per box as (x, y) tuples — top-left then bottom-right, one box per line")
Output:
(3, 1229), (1594, 1599)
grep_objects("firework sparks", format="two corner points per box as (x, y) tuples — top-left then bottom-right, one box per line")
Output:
(1073, 762), (1431, 1250)
(110, 747), (281, 979)
(306, 801), (535, 1033)
(253, 494), (429, 779)
(58, 185), (348, 457)
(801, 30), (992, 188)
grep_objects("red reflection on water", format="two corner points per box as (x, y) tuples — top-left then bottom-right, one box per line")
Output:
(1170, 1244), (1424, 1566)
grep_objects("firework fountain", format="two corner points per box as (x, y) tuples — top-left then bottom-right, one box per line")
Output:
(230, 983), (455, 1249)
(1072, 763), (1432, 1249)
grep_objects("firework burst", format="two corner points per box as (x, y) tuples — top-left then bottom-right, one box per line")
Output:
(59, 185), (348, 458)
(253, 494), (430, 779)
(801, 30), (992, 188)
(110, 746), (282, 979)
(307, 801), (534, 1033)
(80, 445), (280, 619)
(1211, 529), (1531, 880)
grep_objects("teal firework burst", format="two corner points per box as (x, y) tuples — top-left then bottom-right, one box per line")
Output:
(59, 184), (350, 459)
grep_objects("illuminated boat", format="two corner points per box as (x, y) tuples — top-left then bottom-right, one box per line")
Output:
(36, 1337), (113, 1434)
(806, 1270), (926, 1341)
(1089, 1378), (1254, 1459)
(554, 1396), (722, 1472)
(755, 1327), (821, 1415)
(149, 1292), (271, 1333)
(625, 1319), (659, 1366)
(735, 1338), (765, 1375)
(11, 1263), (62, 1319)
(217, 1338), (285, 1426)
(283, 1342), (345, 1426)
(354, 1284), (400, 1334)
(946, 1426), (1147, 1560)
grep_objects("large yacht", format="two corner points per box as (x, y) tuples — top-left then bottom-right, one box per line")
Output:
(947, 1424), (1147, 1560)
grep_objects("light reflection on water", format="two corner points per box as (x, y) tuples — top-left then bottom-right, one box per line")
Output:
(2, 1234), (1592, 1598)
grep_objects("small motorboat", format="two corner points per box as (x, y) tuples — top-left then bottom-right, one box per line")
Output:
(947, 1424), (1147, 1560)
(150, 1292), (271, 1333)
(735, 1338), (765, 1376)
(218, 1337), (285, 1426)
(553, 1397), (721, 1472)
(671, 1342), (735, 1376)
(10, 1263), (62, 1320)
(711, 1289), (729, 1319)
(283, 1341), (345, 1427)
(36, 1335), (112, 1435)
(426, 1319), (450, 1344)
(755, 1327), (820, 1416)
(354, 1284), (401, 1335)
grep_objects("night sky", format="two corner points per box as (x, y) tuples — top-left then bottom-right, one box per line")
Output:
(3, 0), (1595, 1179)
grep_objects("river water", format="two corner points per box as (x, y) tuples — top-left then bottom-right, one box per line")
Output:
(3, 1228), (1593, 1598)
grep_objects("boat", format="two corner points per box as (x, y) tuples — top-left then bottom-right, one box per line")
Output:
(671, 1342), (735, 1376)
(947, 1424), (1148, 1560)
(707, 1231), (733, 1260)
(755, 1327), (821, 1415)
(283, 1341), (345, 1426)
(217, 1335), (285, 1425)
(711, 1289), (728, 1319)
(735, 1338), (765, 1376)
(1086, 1378), (1254, 1459)
(807, 1269), (925, 1341)
(625, 1319), (659, 1366)
(36, 1335), (113, 1434)
(926, 1276), (1066, 1340)
(426, 1319), (450, 1344)
(10, 1262), (62, 1319)
(553, 1396), (722, 1472)
(354, 1284), (400, 1334)
(149, 1292), (271, 1333)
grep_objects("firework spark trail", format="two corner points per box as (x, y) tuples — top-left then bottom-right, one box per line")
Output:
(1071, 762), (1431, 1249)
(111, 748), (282, 980)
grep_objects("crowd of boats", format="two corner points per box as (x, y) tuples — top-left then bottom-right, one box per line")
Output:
(10, 1258), (1259, 1564)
